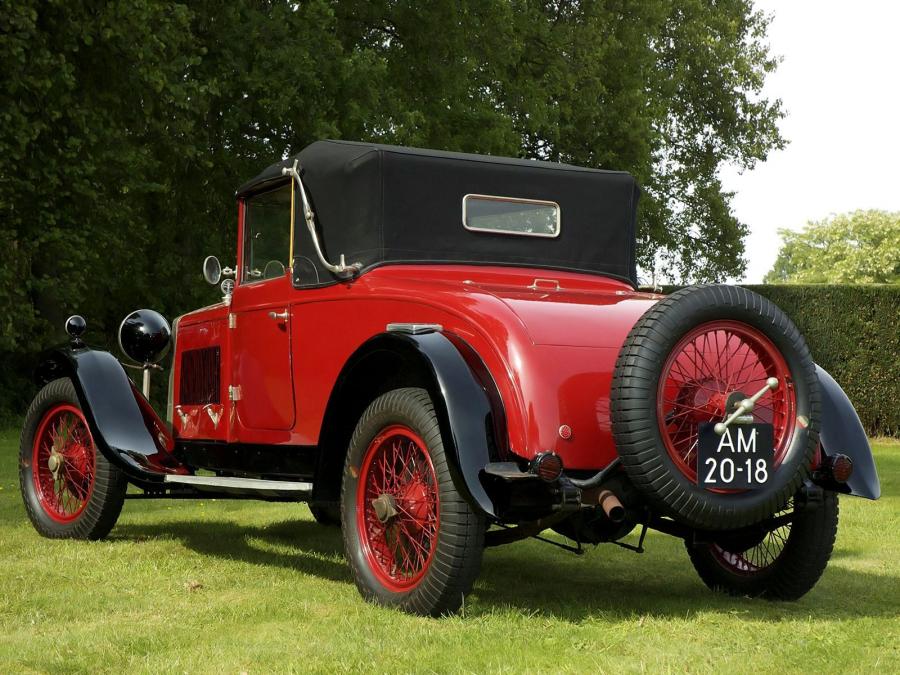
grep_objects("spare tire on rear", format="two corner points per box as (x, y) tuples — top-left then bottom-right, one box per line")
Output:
(610, 285), (820, 530)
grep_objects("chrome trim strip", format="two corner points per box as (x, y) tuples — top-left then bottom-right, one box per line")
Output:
(166, 314), (182, 424)
(282, 159), (361, 278)
(386, 323), (443, 335)
(164, 475), (313, 491)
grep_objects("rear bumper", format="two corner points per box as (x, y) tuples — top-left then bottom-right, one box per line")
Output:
(481, 460), (582, 521)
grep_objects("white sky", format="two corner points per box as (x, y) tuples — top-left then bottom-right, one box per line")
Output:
(721, 0), (900, 282)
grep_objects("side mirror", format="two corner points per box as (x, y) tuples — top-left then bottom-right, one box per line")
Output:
(203, 255), (222, 285)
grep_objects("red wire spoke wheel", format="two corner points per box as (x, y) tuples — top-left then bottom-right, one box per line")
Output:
(687, 494), (839, 599)
(31, 403), (96, 523)
(342, 388), (484, 616)
(356, 425), (440, 591)
(19, 378), (128, 540)
(611, 285), (820, 530)
(711, 531), (789, 575)
(657, 320), (797, 483)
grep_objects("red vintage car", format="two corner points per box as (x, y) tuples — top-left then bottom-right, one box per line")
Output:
(20, 141), (879, 615)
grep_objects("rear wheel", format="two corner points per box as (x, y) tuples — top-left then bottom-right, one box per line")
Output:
(341, 388), (484, 616)
(687, 492), (838, 599)
(19, 378), (128, 540)
(309, 503), (341, 527)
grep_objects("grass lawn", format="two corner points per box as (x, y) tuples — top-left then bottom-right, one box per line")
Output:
(1, 429), (897, 674)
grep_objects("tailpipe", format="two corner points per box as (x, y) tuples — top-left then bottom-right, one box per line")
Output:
(597, 489), (625, 523)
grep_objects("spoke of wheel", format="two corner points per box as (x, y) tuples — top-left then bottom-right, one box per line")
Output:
(700, 332), (715, 377)
(683, 439), (698, 463)
(662, 400), (714, 417)
(714, 330), (728, 384)
(378, 452), (388, 492)
(400, 522), (430, 563)
(729, 355), (769, 387)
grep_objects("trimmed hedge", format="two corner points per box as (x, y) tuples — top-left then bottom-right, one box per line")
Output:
(663, 285), (900, 438)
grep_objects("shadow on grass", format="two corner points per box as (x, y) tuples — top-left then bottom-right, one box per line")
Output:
(115, 519), (351, 585)
(113, 516), (900, 623)
(477, 545), (900, 622)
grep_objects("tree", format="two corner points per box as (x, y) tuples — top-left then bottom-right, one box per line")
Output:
(764, 211), (900, 284)
(1, 0), (784, 418)
(333, 0), (784, 282)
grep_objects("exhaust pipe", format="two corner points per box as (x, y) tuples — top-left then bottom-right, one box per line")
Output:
(596, 489), (625, 523)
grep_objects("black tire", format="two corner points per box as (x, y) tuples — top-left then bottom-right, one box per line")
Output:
(610, 285), (820, 530)
(19, 378), (128, 540)
(309, 502), (341, 527)
(687, 492), (839, 600)
(341, 387), (484, 616)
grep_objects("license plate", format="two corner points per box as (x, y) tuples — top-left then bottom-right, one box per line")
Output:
(697, 423), (774, 489)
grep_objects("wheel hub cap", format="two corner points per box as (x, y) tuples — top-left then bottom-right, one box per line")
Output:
(372, 493), (398, 524)
(47, 453), (61, 474)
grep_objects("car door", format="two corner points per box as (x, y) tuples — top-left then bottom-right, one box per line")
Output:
(230, 183), (296, 432)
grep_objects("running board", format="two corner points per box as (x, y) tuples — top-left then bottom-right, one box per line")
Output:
(163, 474), (313, 499)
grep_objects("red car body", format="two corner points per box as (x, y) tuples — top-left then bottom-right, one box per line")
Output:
(21, 140), (879, 615)
(172, 263), (657, 471)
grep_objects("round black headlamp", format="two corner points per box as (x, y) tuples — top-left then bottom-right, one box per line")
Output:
(118, 309), (172, 365)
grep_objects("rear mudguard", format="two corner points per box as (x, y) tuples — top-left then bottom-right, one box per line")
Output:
(35, 345), (187, 483)
(343, 330), (504, 519)
(816, 365), (880, 499)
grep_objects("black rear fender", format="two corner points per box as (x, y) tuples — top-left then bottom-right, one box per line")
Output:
(316, 330), (505, 519)
(36, 346), (188, 483)
(816, 365), (880, 499)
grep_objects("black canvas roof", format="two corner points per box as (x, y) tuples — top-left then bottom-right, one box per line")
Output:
(237, 140), (639, 287)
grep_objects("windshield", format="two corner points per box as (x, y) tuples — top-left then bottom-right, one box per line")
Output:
(243, 184), (291, 282)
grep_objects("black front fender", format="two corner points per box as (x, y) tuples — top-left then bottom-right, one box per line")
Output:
(816, 365), (880, 500)
(36, 345), (186, 483)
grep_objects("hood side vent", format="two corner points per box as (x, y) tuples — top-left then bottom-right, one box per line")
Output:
(179, 347), (221, 405)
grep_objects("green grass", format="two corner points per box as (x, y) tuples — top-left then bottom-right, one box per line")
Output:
(1, 430), (898, 674)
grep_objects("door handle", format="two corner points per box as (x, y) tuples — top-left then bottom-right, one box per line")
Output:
(268, 310), (289, 321)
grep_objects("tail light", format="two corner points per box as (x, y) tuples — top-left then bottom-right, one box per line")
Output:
(827, 454), (854, 483)
(530, 452), (563, 482)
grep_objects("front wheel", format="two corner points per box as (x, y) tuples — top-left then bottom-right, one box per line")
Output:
(19, 378), (128, 540)
(341, 387), (484, 616)
(686, 492), (839, 600)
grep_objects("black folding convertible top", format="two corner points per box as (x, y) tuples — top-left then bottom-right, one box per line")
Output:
(236, 140), (639, 287)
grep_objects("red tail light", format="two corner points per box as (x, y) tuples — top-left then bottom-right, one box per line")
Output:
(530, 452), (563, 482)
(829, 454), (853, 483)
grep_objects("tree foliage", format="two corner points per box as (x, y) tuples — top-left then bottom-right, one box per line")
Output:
(765, 211), (900, 284)
(1, 0), (783, 418)
(334, 0), (784, 281)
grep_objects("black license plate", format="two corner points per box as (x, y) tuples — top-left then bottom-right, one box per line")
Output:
(697, 423), (774, 489)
